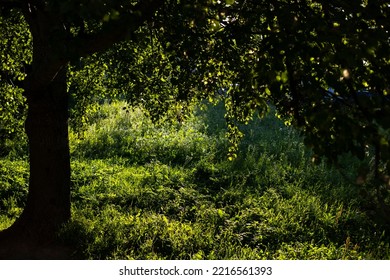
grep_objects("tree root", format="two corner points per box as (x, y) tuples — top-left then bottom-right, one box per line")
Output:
(0, 222), (75, 260)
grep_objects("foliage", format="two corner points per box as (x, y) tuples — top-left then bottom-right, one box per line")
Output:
(216, 0), (390, 181)
(67, 55), (110, 134)
(3, 101), (388, 259)
(1, 0), (390, 257)
(0, 10), (30, 157)
(1, 0), (389, 178)
(0, 159), (28, 229)
(70, 101), (221, 165)
(63, 102), (390, 259)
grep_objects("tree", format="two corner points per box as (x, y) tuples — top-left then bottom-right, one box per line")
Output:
(1, 0), (389, 258)
(157, 0), (389, 183)
(0, 0), (168, 258)
(210, 0), (390, 221)
(0, 0), (232, 259)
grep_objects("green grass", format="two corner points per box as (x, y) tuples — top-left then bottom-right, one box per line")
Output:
(1, 100), (389, 259)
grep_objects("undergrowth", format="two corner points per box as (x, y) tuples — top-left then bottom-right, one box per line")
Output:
(1, 100), (389, 259)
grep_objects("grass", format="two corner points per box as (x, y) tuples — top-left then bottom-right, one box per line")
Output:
(1, 100), (389, 259)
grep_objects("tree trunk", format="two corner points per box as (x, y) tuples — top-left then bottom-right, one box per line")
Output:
(0, 66), (72, 259)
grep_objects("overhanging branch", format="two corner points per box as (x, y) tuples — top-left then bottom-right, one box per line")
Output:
(70, 0), (165, 57)
(0, 68), (25, 88)
(0, 0), (21, 7)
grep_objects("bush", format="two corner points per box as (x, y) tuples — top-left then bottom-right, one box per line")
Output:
(0, 159), (28, 230)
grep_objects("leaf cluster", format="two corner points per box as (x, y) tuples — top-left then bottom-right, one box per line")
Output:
(0, 10), (30, 156)
(1, 0), (390, 182)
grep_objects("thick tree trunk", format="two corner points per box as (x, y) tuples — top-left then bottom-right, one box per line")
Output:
(24, 65), (71, 234)
(0, 66), (72, 259)
(0, 0), (164, 259)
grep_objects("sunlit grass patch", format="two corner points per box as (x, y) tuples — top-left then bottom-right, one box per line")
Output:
(1, 100), (389, 259)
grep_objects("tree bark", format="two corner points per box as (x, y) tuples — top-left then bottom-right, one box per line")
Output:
(0, 0), (165, 259)
(0, 65), (72, 259)
(24, 64), (71, 234)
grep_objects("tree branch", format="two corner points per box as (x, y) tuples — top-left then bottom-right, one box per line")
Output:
(285, 56), (305, 127)
(0, 0), (22, 9)
(70, 0), (165, 58)
(0, 69), (24, 88)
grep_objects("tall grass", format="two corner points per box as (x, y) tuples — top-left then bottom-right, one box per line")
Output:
(1, 100), (389, 259)
(70, 102), (221, 166)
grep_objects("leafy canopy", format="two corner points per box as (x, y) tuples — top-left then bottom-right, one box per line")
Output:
(0, 0), (389, 183)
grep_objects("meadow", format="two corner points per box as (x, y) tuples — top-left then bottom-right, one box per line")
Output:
(1, 100), (389, 259)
